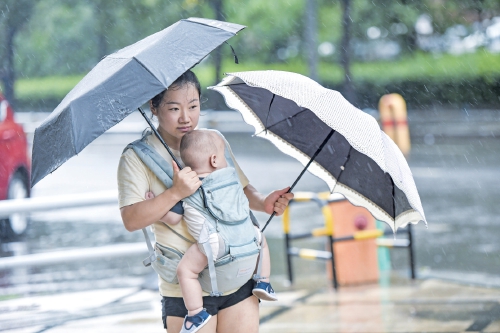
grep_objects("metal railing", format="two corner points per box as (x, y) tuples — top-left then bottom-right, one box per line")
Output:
(0, 190), (118, 218)
(0, 191), (149, 269)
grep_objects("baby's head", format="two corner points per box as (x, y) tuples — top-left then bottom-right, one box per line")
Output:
(180, 130), (227, 174)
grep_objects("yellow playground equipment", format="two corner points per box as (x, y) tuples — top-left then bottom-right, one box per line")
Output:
(378, 93), (411, 157)
(283, 191), (415, 289)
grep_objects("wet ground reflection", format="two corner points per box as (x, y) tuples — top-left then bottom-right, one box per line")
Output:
(1, 109), (499, 296)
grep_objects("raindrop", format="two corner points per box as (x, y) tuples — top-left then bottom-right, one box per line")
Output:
(340, 166), (345, 170)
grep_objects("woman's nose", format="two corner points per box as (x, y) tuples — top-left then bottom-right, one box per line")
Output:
(179, 108), (189, 123)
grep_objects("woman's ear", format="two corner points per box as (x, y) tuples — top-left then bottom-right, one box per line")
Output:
(149, 100), (156, 115)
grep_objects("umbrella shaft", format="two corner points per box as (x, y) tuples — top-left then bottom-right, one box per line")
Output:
(289, 129), (335, 192)
(138, 107), (183, 170)
(262, 129), (335, 232)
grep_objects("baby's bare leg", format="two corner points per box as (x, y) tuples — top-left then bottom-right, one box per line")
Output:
(259, 234), (271, 282)
(176, 244), (208, 316)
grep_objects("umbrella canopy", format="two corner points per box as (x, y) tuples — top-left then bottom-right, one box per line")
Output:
(210, 70), (426, 231)
(32, 18), (245, 186)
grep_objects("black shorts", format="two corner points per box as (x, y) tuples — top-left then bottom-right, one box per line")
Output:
(161, 279), (255, 329)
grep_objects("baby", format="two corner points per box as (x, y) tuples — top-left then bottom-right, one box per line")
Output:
(146, 130), (276, 333)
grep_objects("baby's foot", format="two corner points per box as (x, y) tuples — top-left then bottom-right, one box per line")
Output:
(180, 308), (212, 333)
(252, 281), (278, 301)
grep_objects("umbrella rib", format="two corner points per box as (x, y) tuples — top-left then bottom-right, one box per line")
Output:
(332, 146), (352, 193)
(264, 94), (276, 134)
(132, 57), (159, 83)
(256, 108), (310, 137)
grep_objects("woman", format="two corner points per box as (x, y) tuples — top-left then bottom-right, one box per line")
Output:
(118, 70), (293, 333)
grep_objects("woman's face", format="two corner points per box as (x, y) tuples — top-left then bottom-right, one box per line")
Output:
(151, 83), (200, 149)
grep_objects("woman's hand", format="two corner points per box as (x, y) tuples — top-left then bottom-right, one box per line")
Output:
(170, 160), (202, 200)
(263, 187), (294, 216)
(244, 184), (294, 216)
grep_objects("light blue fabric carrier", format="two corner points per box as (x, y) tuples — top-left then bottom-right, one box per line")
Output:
(125, 130), (264, 296)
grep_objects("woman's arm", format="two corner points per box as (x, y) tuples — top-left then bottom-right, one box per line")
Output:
(243, 184), (294, 216)
(121, 161), (201, 231)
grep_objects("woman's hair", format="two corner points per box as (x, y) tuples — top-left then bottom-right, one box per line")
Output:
(151, 70), (201, 108)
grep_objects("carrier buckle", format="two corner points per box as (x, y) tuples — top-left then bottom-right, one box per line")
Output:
(142, 252), (157, 267)
(210, 291), (223, 297)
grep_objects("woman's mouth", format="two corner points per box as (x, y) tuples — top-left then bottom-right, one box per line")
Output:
(178, 126), (191, 133)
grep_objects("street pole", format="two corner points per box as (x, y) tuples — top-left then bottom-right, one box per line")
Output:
(340, 0), (357, 106)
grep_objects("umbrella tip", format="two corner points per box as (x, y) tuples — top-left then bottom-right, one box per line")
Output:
(225, 41), (239, 64)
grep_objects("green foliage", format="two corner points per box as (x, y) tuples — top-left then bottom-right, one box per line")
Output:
(14, 0), (207, 77)
(6, 0), (500, 110)
(7, 0), (500, 80)
(225, 0), (305, 63)
(15, 74), (84, 108)
(350, 49), (500, 83)
(14, 51), (500, 109)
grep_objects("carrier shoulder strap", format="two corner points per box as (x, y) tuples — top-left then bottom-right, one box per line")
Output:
(125, 137), (187, 268)
(126, 138), (175, 189)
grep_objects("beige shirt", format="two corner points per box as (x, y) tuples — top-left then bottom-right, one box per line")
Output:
(117, 131), (249, 297)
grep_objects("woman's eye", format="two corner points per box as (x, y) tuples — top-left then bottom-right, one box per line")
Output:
(169, 108), (179, 111)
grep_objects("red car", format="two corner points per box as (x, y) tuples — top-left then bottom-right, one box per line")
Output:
(0, 93), (30, 239)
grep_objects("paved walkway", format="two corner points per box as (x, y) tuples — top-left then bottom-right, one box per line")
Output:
(2, 278), (500, 332)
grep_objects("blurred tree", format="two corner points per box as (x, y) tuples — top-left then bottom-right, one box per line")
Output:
(10, 0), (500, 98)
(340, 0), (356, 104)
(304, 0), (318, 81)
(424, 0), (500, 29)
(225, 0), (303, 63)
(351, 0), (421, 54)
(209, 0), (225, 84)
(90, 0), (117, 60)
(0, 0), (35, 105)
(15, 0), (209, 79)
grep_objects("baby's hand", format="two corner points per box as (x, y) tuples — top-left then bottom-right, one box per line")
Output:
(145, 191), (155, 200)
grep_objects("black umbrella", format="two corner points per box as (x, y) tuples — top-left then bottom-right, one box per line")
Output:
(32, 18), (245, 186)
(210, 70), (426, 231)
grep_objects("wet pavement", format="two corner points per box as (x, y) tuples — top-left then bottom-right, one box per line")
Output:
(1, 107), (500, 331)
(2, 277), (500, 332)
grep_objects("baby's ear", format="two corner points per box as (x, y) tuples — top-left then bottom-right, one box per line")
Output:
(209, 154), (218, 168)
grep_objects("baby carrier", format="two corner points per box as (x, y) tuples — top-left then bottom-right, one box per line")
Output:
(126, 130), (264, 296)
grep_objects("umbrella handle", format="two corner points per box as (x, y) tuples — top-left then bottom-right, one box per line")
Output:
(261, 186), (293, 232)
(138, 107), (184, 170)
